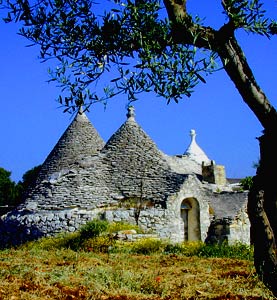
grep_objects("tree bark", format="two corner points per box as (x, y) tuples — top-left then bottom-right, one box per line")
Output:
(213, 34), (277, 297)
(248, 131), (277, 296)
(163, 0), (277, 295)
(214, 33), (277, 130)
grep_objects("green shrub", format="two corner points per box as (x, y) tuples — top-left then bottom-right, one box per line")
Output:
(19, 220), (253, 260)
(130, 238), (164, 255)
(83, 235), (115, 253)
(164, 241), (203, 256)
(107, 221), (143, 234)
(23, 219), (110, 252)
(240, 176), (253, 190)
(197, 242), (253, 260)
(163, 241), (253, 260)
(79, 219), (109, 239)
(21, 232), (82, 251)
(61, 232), (83, 251)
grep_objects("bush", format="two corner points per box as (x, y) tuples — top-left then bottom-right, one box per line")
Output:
(163, 241), (253, 260)
(83, 235), (115, 253)
(22, 232), (82, 251)
(164, 241), (203, 256)
(107, 221), (143, 234)
(79, 219), (109, 239)
(240, 176), (253, 190)
(61, 232), (83, 251)
(19, 220), (254, 260)
(23, 219), (111, 252)
(130, 238), (164, 255)
(197, 242), (253, 260)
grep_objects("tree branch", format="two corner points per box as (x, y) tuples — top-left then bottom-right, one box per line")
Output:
(163, 0), (217, 50)
(163, 0), (277, 130)
(216, 34), (277, 130)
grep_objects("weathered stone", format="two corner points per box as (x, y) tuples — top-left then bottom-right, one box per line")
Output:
(0, 107), (250, 248)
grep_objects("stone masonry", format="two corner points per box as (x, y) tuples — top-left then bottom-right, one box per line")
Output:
(0, 107), (250, 248)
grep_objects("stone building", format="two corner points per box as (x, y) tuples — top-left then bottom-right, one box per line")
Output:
(0, 107), (250, 247)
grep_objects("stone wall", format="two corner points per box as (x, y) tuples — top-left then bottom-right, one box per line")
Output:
(0, 173), (213, 248)
(0, 110), (251, 248)
(228, 210), (250, 245)
(205, 210), (250, 245)
(0, 187), (250, 248)
(0, 205), (178, 248)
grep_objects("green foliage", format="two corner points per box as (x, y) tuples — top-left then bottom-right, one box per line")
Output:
(22, 220), (140, 252)
(79, 219), (109, 239)
(1, 0), (275, 111)
(18, 165), (41, 191)
(0, 167), (19, 206)
(23, 232), (82, 251)
(58, 232), (83, 251)
(128, 238), (165, 255)
(240, 176), (253, 190)
(196, 242), (254, 260)
(19, 219), (254, 261)
(0, 0), (228, 109)
(22, 231), (254, 261)
(222, 0), (272, 36)
(107, 221), (143, 234)
(164, 241), (203, 256)
(82, 235), (115, 253)
(23, 219), (110, 251)
(165, 241), (254, 260)
(0, 165), (42, 209)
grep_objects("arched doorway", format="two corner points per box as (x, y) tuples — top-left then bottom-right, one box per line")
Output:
(180, 198), (201, 241)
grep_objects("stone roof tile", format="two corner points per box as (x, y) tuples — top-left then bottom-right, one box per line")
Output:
(37, 109), (105, 182)
(209, 191), (248, 220)
(101, 107), (187, 205)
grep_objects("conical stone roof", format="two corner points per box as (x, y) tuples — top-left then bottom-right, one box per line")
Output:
(101, 106), (187, 205)
(103, 106), (165, 160)
(37, 109), (105, 182)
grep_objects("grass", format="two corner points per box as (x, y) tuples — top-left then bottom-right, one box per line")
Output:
(0, 248), (275, 299)
(0, 220), (275, 299)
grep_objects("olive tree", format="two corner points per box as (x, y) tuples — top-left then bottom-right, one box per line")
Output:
(1, 0), (276, 295)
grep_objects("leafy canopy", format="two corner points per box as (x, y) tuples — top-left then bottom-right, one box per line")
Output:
(1, 0), (276, 111)
(0, 167), (18, 206)
(0, 165), (41, 207)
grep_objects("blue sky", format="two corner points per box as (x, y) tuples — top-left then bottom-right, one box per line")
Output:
(0, 1), (276, 183)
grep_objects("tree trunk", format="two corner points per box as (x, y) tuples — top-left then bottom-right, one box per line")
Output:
(211, 35), (277, 296)
(248, 129), (277, 296)
(163, 1), (277, 293)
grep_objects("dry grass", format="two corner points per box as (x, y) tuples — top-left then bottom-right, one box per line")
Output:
(0, 247), (275, 300)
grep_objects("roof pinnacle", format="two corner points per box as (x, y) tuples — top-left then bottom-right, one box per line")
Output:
(190, 129), (196, 140)
(78, 106), (84, 115)
(184, 129), (210, 164)
(127, 106), (135, 121)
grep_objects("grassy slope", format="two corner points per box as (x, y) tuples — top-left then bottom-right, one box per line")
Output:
(0, 248), (275, 300)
